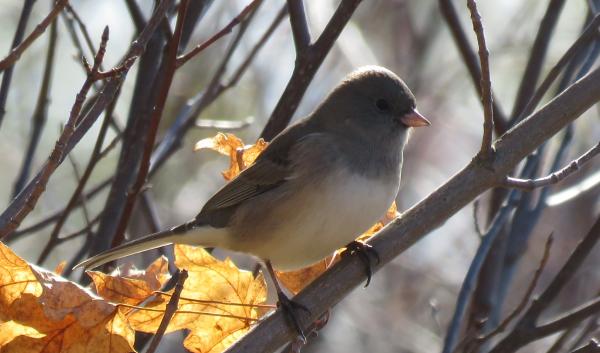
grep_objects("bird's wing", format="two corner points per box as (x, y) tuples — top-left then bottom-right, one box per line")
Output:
(195, 120), (311, 227)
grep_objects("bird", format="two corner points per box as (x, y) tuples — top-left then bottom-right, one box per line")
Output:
(75, 65), (430, 337)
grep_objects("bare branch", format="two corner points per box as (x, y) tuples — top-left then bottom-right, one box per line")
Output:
(287, 0), (311, 52)
(489, 214), (600, 353)
(176, 0), (262, 68)
(225, 65), (600, 353)
(502, 141), (600, 191)
(467, 0), (494, 159)
(0, 0), (35, 127)
(12, 18), (58, 197)
(460, 234), (554, 353)
(145, 270), (188, 353)
(0, 0), (173, 239)
(0, 0), (69, 72)
(515, 14), (600, 123)
(260, 0), (363, 140)
(511, 0), (567, 122)
(111, 0), (190, 247)
(438, 0), (508, 134)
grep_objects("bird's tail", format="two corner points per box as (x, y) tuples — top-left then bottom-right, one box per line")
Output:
(73, 221), (219, 270)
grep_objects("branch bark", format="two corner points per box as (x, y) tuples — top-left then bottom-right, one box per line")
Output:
(225, 66), (600, 353)
(260, 0), (363, 140)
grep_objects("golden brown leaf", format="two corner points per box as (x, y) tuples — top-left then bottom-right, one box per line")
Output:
(89, 256), (170, 305)
(194, 133), (268, 180)
(0, 243), (135, 353)
(276, 256), (336, 294)
(128, 245), (267, 353)
(53, 261), (66, 275)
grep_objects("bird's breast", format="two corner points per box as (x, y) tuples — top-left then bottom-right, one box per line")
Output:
(235, 168), (400, 270)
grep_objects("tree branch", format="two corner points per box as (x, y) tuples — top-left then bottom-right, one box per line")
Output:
(438, 0), (508, 135)
(466, 0), (494, 159)
(287, 0), (311, 52)
(0, 0), (173, 239)
(502, 141), (600, 191)
(260, 0), (363, 140)
(225, 65), (600, 353)
(175, 0), (262, 68)
(0, 0), (69, 72)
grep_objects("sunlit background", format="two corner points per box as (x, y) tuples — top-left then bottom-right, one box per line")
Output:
(1, 1), (599, 352)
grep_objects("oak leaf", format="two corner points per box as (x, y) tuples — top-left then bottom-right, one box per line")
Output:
(88, 256), (170, 305)
(128, 245), (267, 353)
(0, 242), (135, 353)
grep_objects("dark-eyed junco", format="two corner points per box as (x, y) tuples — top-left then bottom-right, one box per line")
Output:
(76, 65), (430, 337)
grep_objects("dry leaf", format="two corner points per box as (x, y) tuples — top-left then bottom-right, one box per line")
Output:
(88, 256), (170, 305)
(128, 245), (267, 353)
(54, 261), (67, 275)
(0, 242), (135, 353)
(194, 133), (268, 180)
(276, 256), (336, 295)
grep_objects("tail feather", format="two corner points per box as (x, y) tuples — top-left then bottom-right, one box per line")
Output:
(74, 221), (229, 270)
(74, 228), (180, 270)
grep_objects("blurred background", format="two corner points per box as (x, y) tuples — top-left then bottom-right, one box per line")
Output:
(0, 1), (599, 352)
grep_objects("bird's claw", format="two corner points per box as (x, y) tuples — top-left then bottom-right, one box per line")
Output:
(345, 240), (381, 287)
(276, 291), (311, 343)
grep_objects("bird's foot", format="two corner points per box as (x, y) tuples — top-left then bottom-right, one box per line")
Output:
(345, 240), (381, 287)
(276, 290), (311, 343)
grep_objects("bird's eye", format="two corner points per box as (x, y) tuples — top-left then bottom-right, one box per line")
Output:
(375, 98), (390, 112)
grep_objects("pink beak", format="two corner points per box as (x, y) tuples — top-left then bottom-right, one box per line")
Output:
(400, 109), (431, 127)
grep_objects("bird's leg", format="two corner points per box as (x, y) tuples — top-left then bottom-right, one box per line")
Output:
(344, 240), (381, 287)
(264, 260), (311, 342)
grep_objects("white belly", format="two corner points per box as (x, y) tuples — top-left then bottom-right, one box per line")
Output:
(250, 171), (399, 270)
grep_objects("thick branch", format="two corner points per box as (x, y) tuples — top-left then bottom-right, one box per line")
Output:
(226, 66), (600, 353)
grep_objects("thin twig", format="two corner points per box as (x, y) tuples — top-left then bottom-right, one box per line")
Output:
(502, 141), (600, 191)
(0, 0), (173, 239)
(149, 3), (283, 174)
(460, 234), (554, 353)
(489, 214), (600, 353)
(12, 18), (58, 197)
(37, 95), (121, 265)
(438, 0), (508, 134)
(466, 0), (494, 159)
(0, 0), (69, 72)
(7, 178), (111, 241)
(145, 270), (188, 353)
(175, 0), (262, 68)
(442, 189), (521, 353)
(0, 0), (35, 127)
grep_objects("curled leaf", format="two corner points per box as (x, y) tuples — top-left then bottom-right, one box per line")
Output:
(194, 133), (268, 180)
